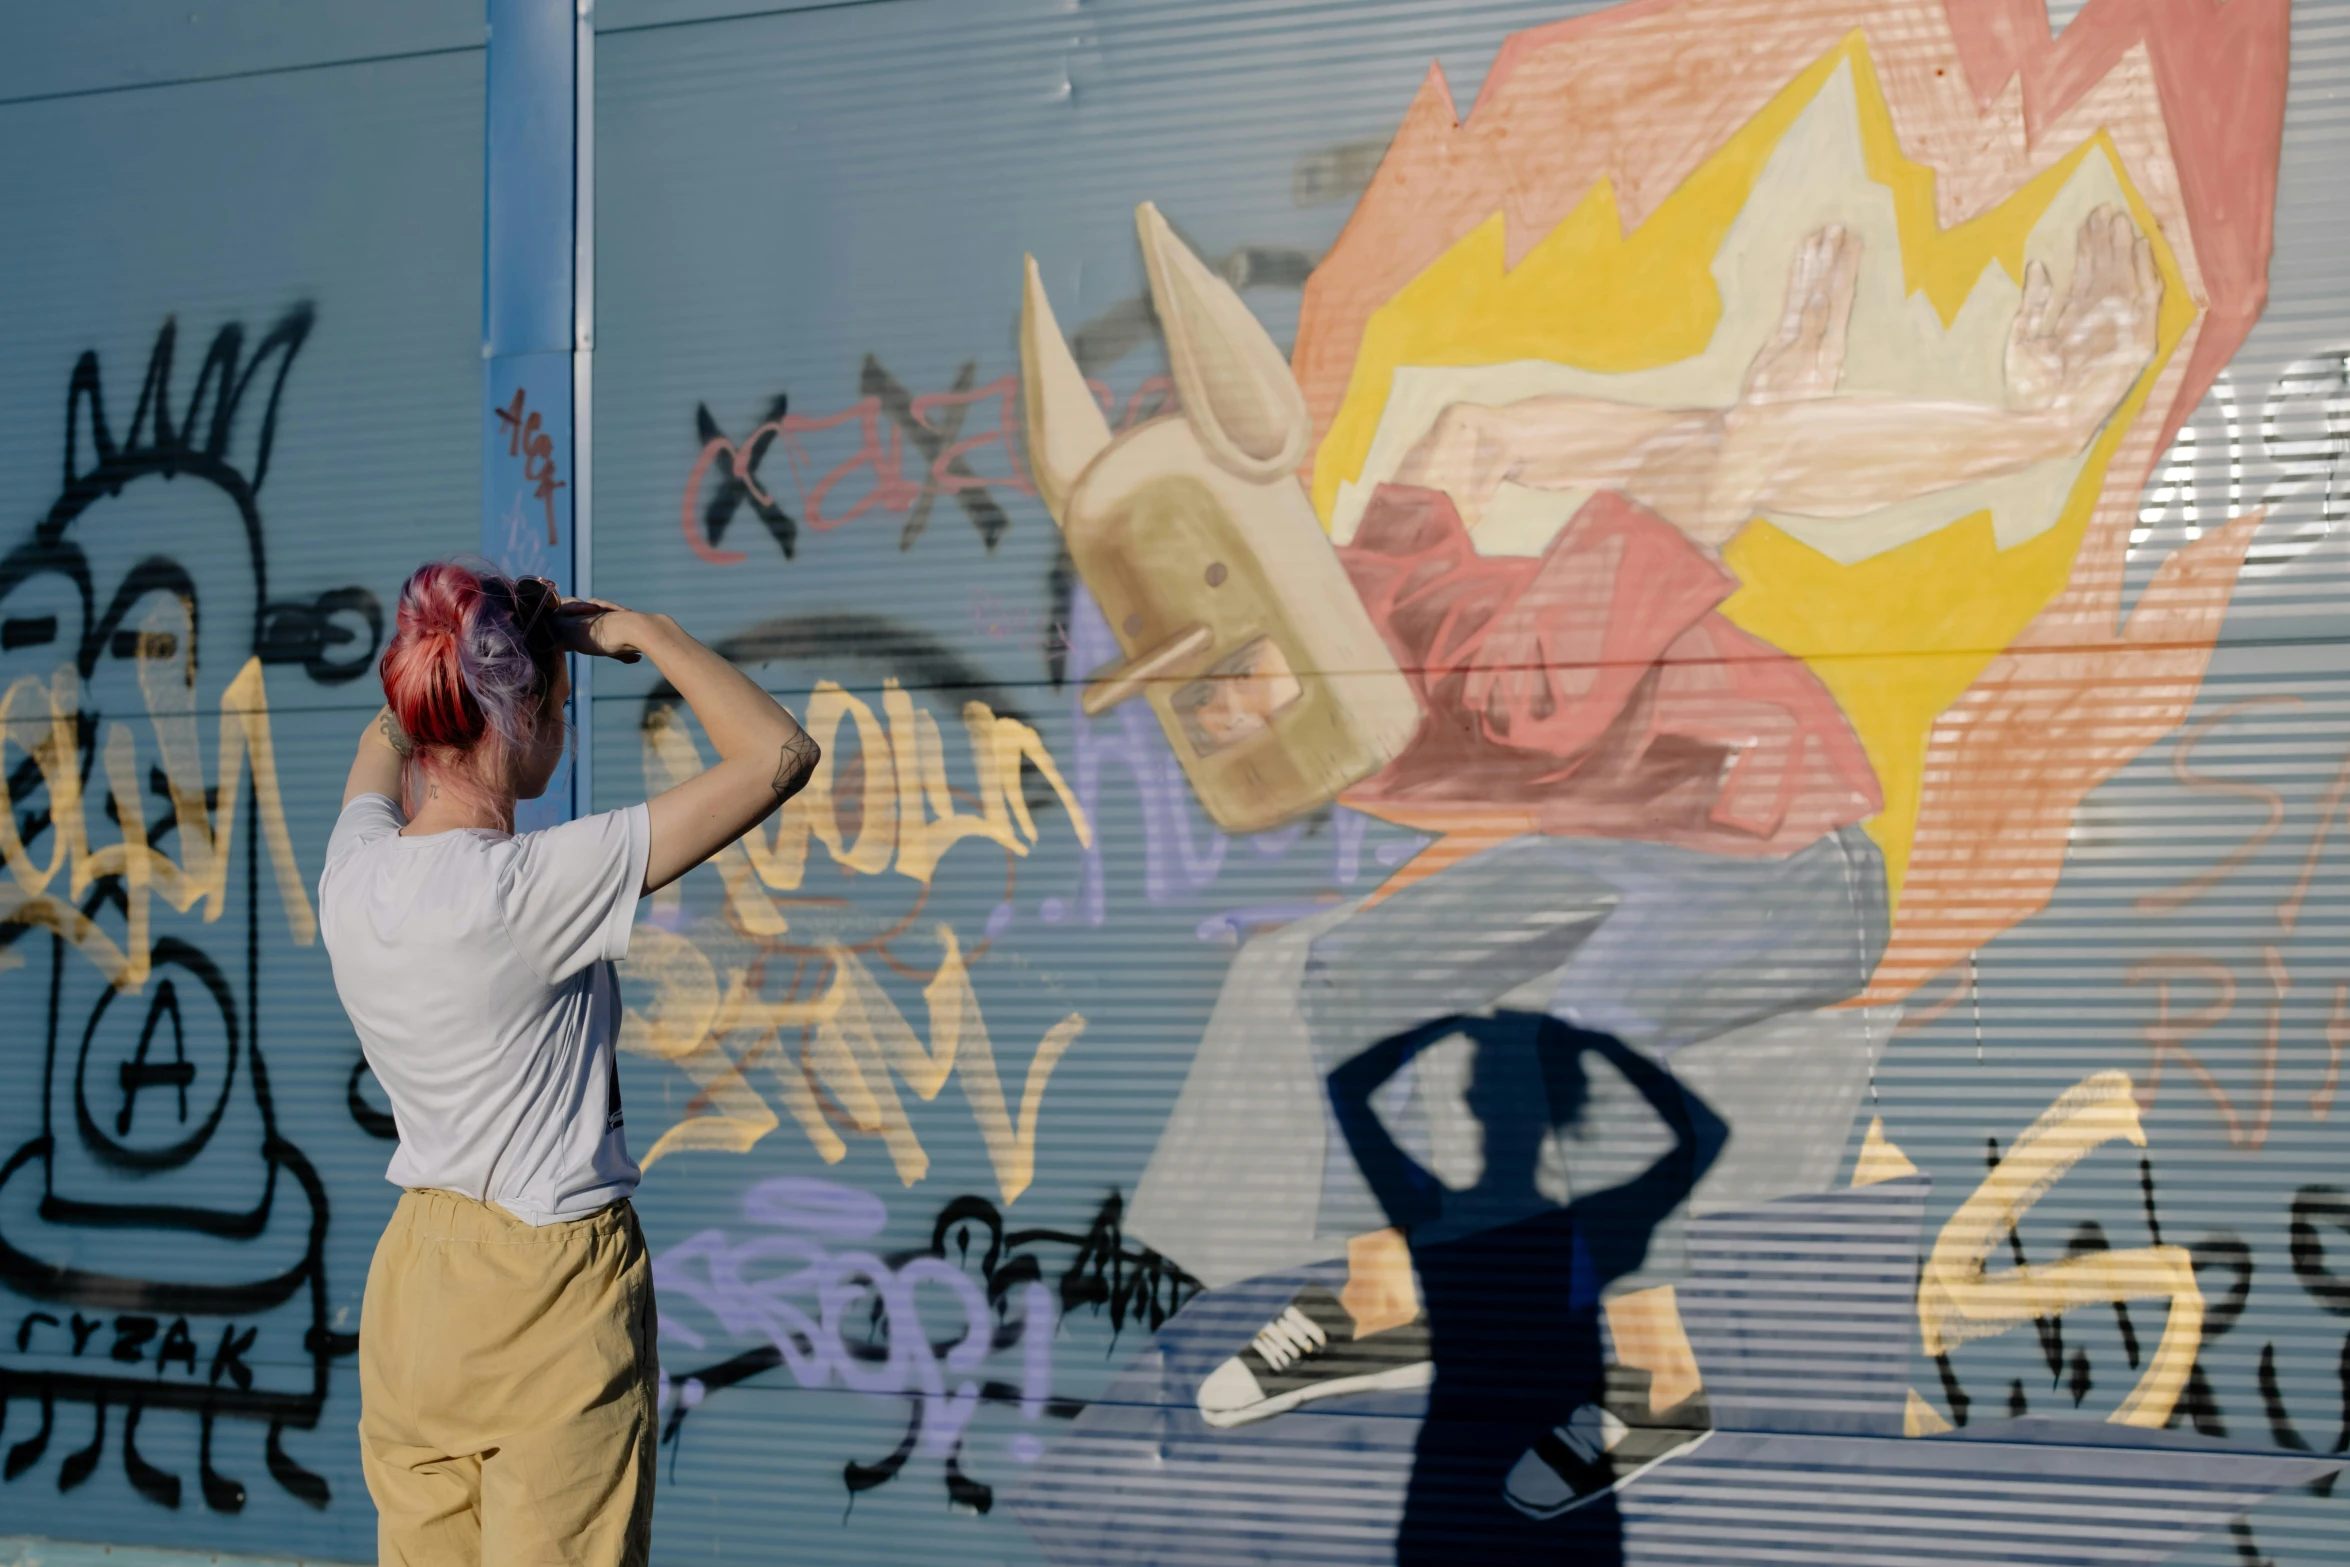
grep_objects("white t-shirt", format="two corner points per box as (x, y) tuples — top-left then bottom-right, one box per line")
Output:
(319, 794), (650, 1225)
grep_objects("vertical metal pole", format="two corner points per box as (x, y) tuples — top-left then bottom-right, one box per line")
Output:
(484, 0), (592, 830)
(571, 5), (596, 820)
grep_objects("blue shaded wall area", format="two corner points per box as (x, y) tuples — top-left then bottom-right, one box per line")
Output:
(0, 6), (480, 1557)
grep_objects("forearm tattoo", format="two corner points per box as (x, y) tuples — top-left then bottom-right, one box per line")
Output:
(772, 730), (822, 798)
(379, 709), (413, 757)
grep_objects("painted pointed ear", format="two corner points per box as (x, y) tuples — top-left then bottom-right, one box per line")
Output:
(1137, 202), (1311, 482)
(1021, 256), (1114, 527)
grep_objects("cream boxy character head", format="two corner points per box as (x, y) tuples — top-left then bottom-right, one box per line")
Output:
(1021, 204), (1421, 836)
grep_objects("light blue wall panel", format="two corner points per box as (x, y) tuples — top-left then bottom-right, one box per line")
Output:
(0, 2), (482, 104)
(0, 37), (483, 1564)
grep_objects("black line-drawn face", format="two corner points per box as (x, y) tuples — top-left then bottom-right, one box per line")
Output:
(20, 345), (277, 1188)
(0, 306), (363, 1513)
(81, 526), (235, 752)
(0, 553), (92, 681)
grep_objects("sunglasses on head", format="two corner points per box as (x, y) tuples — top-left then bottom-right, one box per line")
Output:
(506, 575), (564, 659)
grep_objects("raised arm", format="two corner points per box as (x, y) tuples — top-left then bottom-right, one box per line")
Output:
(559, 604), (819, 895)
(1698, 212), (2157, 531)
(1395, 210), (2160, 548)
(343, 706), (408, 809)
(1391, 396), (1698, 521)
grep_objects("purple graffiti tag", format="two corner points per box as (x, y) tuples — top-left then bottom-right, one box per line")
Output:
(652, 1177), (1024, 1466)
(654, 1184), (1196, 1514)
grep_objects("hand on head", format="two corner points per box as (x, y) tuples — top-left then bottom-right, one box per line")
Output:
(551, 596), (645, 664)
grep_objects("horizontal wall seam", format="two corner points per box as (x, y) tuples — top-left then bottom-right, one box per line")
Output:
(0, 42), (484, 112)
(601, 0), (925, 39)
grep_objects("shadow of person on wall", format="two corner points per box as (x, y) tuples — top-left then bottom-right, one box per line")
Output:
(1327, 1009), (1726, 1566)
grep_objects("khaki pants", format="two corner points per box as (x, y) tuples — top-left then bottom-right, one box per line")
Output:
(360, 1190), (657, 1566)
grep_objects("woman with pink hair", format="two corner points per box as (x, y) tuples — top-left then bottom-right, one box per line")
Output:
(318, 563), (818, 1566)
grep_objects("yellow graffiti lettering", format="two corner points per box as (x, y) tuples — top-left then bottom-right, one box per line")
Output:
(644, 681), (1089, 912)
(0, 630), (313, 990)
(0, 668), (85, 897)
(90, 723), (152, 975)
(801, 682), (898, 879)
(643, 705), (791, 936)
(1919, 1071), (2202, 1428)
(731, 682), (899, 893)
(202, 658), (315, 944)
(617, 928), (781, 1164)
(924, 926), (1086, 1205)
(139, 607), (313, 939)
(621, 922), (1085, 1206)
(884, 683), (993, 886)
(626, 681), (1091, 1193)
(982, 709), (1089, 861)
(1903, 1389), (1954, 1437)
(799, 937), (940, 1184)
(884, 680), (1090, 886)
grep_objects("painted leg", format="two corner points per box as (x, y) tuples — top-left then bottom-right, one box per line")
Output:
(1341, 1227), (1421, 1339)
(1604, 1286), (1701, 1412)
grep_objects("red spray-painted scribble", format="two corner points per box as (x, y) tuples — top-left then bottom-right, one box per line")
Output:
(681, 369), (1178, 565)
(495, 387), (567, 546)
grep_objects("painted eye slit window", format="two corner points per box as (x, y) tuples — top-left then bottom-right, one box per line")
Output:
(1171, 636), (1303, 756)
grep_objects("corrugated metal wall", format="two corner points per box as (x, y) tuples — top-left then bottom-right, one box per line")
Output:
(4, 1), (2350, 1564)
(0, 4), (483, 1560)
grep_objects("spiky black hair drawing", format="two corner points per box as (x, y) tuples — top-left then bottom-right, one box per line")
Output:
(34, 303), (381, 685)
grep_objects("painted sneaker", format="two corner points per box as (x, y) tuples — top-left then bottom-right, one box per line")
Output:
(1195, 1285), (1434, 1428)
(1502, 1366), (1713, 1520)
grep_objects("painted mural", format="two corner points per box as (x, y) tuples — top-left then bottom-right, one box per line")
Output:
(624, 0), (2347, 1562)
(6, 0), (2350, 1563)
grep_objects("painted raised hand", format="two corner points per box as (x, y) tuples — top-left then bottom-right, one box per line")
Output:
(1740, 223), (1860, 406)
(2004, 205), (2161, 433)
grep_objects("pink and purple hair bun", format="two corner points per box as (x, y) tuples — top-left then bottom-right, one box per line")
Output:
(379, 562), (562, 755)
